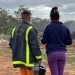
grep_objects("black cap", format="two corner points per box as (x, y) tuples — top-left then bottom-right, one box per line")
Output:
(21, 9), (31, 15)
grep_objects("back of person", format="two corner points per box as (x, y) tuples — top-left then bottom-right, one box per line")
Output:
(41, 7), (72, 75)
(11, 23), (29, 63)
(9, 10), (42, 75)
(44, 22), (71, 54)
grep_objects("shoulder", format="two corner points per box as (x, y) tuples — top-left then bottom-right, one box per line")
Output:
(44, 23), (55, 31)
(44, 23), (51, 29)
(29, 26), (37, 35)
(61, 23), (69, 30)
(60, 23), (70, 33)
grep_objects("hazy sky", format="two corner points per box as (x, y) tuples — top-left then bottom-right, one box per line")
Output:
(0, 0), (75, 22)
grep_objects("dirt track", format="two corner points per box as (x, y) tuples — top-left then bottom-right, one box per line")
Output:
(0, 40), (75, 75)
(0, 55), (75, 75)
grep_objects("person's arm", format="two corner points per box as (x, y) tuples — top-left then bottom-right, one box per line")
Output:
(9, 28), (16, 49)
(29, 28), (42, 62)
(9, 36), (12, 49)
(41, 26), (48, 44)
(65, 28), (72, 45)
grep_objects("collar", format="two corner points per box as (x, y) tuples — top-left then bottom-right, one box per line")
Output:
(22, 21), (30, 25)
(51, 21), (63, 24)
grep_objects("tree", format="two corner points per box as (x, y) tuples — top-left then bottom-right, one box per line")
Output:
(14, 6), (29, 20)
(64, 20), (75, 33)
(32, 17), (49, 33)
(0, 8), (18, 34)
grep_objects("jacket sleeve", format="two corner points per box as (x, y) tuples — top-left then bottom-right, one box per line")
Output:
(9, 28), (16, 49)
(9, 36), (12, 49)
(29, 28), (42, 60)
(65, 28), (72, 45)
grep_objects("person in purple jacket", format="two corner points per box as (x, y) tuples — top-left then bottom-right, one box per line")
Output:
(41, 7), (72, 75)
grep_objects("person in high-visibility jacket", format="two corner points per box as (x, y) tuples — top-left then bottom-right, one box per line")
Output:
(9, 9), (42, 75)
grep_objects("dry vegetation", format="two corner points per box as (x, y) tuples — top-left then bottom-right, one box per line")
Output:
(0, 39), (75, 75)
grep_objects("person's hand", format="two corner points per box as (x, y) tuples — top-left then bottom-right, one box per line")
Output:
(38, 60), (41, 65)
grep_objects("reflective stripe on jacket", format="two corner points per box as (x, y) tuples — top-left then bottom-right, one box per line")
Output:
(10, 22), (42, 69)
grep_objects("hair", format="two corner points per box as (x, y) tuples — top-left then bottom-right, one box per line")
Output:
(50, 7), (60, 21)
(21, 9), (31, 15)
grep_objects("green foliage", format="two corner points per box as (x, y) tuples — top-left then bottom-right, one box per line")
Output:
(0, 8), (19, 35)
(32, 17), (49, 38)
(64, 20), (75, 39)
(14, 6), (29, 20)
(64, 20), (75, 32)
(0, 7), (75, 37)
(32, 17), (49, 32)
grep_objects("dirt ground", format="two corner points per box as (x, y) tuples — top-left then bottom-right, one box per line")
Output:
(0, 39), (75, 75)
(0, 56), (75, 75)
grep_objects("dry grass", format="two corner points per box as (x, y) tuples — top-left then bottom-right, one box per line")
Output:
(0, 39), (75, 75)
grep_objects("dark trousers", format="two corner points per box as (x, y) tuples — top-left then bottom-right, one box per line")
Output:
(47, 51), (66, 75)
